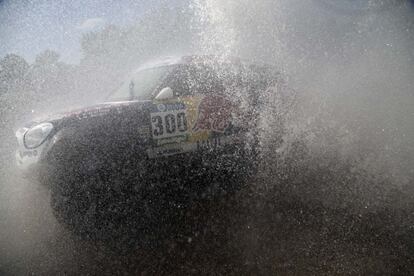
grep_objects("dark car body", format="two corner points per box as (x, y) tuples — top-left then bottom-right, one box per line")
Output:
(15, 55), (276, 236)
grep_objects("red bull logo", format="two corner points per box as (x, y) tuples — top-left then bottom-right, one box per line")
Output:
(192, 95), (235, 133)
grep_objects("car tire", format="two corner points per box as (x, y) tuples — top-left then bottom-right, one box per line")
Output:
(50, 178), (97, 237)
(45, 142), (100, 238)
(44, 141), (161, 243)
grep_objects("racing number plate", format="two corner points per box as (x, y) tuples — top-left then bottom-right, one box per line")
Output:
(150, 102), (188, 142)
(148, 95), (239, 158)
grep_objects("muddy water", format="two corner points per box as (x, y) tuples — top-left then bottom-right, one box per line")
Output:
(1, 160), (414, 274)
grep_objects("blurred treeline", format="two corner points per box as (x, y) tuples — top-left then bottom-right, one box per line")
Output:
(0, 5), (202, 130)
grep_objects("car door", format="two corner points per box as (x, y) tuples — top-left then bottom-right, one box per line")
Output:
(147, 63), (247, 158)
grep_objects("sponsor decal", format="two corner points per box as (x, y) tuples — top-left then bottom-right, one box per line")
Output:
(196, 137), (222, 151)
(151, 102), (186, 113)
(192, 95), (234, 133)
(157, 103), (166, 112)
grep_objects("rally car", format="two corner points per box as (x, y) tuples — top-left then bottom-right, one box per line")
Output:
(15, 55), (275, 235)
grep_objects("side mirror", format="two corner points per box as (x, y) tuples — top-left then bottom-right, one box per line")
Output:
(155, 87), (174, 100)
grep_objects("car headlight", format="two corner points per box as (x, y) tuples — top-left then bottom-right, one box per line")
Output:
(23, 122), (54, 149)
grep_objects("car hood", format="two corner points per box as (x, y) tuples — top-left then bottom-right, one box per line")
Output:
(19, 100), (150, 129)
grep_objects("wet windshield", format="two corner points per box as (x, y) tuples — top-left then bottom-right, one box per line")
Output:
(108, 66), (173, 101)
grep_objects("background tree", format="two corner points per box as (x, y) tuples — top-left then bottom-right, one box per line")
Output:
(0, 54), (29, 94)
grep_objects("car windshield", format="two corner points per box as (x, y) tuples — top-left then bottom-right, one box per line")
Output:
(108, 66), (173, 101)
(165, 64), (226, 96)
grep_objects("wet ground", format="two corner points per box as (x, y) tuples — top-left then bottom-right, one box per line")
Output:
(1, 159), (414, 275)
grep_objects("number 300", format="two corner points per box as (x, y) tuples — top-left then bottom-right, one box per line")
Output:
(152, 112), (187, 137)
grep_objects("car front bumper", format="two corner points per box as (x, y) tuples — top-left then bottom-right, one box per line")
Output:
(15, 150), (42, 179)
(15, 138), (51, 180)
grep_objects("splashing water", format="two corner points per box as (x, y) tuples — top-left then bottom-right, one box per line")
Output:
(192, 0), (414, 212)
(1, 0), (414, 274)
